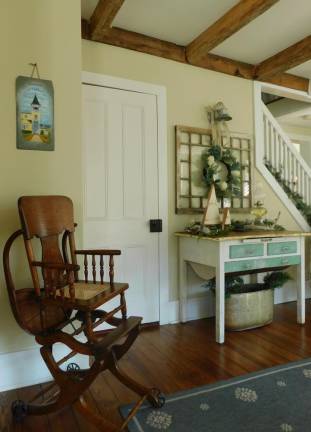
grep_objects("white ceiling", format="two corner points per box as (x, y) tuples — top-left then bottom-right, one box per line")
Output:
(289, 59), (311, 79)
(281, 116), (311, 130)
(81, 0), (311, 78)
(270, 99), (311, 130)
(279, 107), (311, 130)
(211, 0), (311, 65)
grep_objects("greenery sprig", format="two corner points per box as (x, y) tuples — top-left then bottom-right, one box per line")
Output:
(204, 271), (291, 298)
(184, 218), (285, 238)
(265, 160), (311, 226)
(231, 219), (284, 232)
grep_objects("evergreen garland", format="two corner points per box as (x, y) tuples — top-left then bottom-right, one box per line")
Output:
(265, 160), (311, 226)
(204, 271), (291, 298)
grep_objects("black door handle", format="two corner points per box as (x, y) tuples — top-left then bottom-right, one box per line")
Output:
(149, 219), (162, 233)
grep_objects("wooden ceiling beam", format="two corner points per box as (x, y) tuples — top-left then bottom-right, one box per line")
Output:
(254, 35), (311, 80)
(83, 22), (187, 63)
(191, 54), (254, 80)
(89, 0), (125, 40)
(81, 20), (310, 93)
(186, 0), (279, 64)
(191, 54), (309, 92)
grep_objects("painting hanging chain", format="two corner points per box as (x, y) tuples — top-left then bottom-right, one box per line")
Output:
(29, 62), (41, 79)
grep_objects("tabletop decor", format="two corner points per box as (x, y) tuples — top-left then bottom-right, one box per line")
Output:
(231, 216), (284, 232)
(121, 358), (311, 432)
(183, 217), (285, 238)
(16, 72), (54, 151)
(201, 184), (221, 226)
(250, 182), (268, 223)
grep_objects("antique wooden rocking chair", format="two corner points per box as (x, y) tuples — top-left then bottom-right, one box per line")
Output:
(3, 195), (164, 431)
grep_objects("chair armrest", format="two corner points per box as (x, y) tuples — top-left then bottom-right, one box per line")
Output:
(31, 261), (80, 272)
(32, 261), (79, 300)
(74, 250), (120, 284)
(75, 249), (121, 256)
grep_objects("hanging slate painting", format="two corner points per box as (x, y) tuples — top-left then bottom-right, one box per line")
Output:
(16, 76), (54, 151)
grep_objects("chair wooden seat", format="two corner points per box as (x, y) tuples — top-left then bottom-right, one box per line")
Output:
(3, 195), (164, 431)
(43, 281), (129, 310)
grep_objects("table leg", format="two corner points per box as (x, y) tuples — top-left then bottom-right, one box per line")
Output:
(297, 237), (305, 324)
(216, 245), (225, 344)
(179, 259), (188, 323)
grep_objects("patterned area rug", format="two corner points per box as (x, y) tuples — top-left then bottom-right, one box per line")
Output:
(120, 359), (311, 431)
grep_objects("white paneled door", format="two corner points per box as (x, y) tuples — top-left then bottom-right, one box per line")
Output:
(82, 84), (160, 323)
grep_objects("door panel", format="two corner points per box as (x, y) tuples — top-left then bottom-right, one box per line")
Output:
(82, 84), (159, 323)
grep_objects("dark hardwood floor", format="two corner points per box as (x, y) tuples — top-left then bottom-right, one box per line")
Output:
(1, 300), (311, 431)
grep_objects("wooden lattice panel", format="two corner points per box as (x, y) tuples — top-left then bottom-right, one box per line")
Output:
(175, 125), (253, 214)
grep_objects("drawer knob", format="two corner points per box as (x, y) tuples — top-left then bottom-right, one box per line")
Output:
(245, 249), (254, 255)
(282, 247), (289, 252)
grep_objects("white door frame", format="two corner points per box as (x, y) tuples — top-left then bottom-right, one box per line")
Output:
(81, 71), (169, 324)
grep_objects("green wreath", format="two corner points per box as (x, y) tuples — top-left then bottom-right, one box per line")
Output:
(202, 145), (241, 198)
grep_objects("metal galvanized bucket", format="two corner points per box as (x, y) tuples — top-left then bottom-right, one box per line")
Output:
(225, 287), (274, 331)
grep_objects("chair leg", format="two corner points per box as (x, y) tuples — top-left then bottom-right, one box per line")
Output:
(109, 350), (165, 408)
(74, 396), (118, 432)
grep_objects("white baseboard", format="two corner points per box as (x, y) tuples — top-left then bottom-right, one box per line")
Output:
(168, 280), (311, 324)
(0, 344), (89, 393)
(274, 279), (311, 304)
(169, 294), (215, 323)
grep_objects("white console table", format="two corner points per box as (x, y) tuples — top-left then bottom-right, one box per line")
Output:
(176, 231), (310, 344)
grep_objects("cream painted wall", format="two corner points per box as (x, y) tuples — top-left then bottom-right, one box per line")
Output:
(82, 41), (300, 302)
(0, 1), (82, 353)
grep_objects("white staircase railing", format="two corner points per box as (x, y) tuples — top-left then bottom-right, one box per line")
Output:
(254, 95), (311, 231)
(262, 102), (311, 206)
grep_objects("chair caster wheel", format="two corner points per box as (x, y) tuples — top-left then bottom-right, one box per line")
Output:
(67, 362), (80, 372)
(11, 400), (27, 422)
(148, 388), (166, 408)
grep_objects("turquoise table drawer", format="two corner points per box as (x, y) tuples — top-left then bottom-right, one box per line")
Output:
(267, 241), (297, 256)
(229, 243), (264, 259)
(225, 255), (301, 273)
